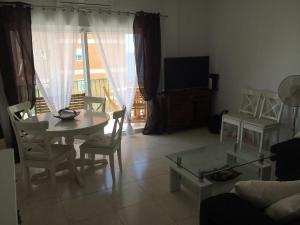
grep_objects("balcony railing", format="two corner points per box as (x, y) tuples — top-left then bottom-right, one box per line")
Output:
(36, 78), (146, 122)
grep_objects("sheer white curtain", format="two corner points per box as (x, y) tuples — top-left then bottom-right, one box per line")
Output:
(32, 9), (80, 112)
(88, 13), (137, 134)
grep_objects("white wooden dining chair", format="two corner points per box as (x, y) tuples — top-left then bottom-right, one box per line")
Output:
(84, 96), (106, 112)
(220, 88), (262, 143)
(79, 106), (126, 184)
(77, 96), (107, 161)
(14, 120), (76, 191)
(239, 91), (284, 153)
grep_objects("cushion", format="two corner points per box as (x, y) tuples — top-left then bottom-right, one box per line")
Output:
(265, 193), (300, 223)
(81, 134), (113, 148)
(234, 180), (300, 208)
(200, 193), (277, 225)
(25, 144), (71, 161)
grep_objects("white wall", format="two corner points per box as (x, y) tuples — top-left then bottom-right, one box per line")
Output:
(209, 0), (300, 126)
(114, 0), (210, 57)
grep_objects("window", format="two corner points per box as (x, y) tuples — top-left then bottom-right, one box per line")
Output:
(32, 29), (146, 122)
(75, 48), (83, 61)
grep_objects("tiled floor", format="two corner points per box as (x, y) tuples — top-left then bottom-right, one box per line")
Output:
(16, 128), (221, 225)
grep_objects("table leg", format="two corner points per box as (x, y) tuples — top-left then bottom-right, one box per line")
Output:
(197, 180), (213, 212)
(170, 167), (181, 192)
(65, 136), (84, 186)
(258, 162), (272, 180)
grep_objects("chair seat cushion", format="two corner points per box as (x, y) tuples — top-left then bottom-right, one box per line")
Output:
(25, 144), (71, 161)
(80, 134), (113, 149)
(223, 113), (253, 122)
(24, 133), (44, 143)
(243, 118), (278, 128)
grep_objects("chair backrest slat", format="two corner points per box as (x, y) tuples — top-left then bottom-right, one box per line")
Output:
(8, 101), (32, 122)
(111, 106), (126, 146)
(259, 91), (284, 122)
(84, 96), (106, 112)
(239, 88), (262, 116)
(14, 120), (53, 160)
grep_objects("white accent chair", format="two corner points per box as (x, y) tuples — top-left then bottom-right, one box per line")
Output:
(239, 91), (284, 153)
(79, 106), (126, 184)
(14, 120), (76, 191)
(220, 88), (262, 143)
(84, 96), (106, 112)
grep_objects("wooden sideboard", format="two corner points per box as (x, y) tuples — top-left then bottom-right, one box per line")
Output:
(160, 88), (214, 132)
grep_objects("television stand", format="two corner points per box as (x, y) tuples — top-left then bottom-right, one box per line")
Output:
(160, 88), (214, 132)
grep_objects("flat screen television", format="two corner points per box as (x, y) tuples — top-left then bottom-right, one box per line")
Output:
(164, 56), (209, 91)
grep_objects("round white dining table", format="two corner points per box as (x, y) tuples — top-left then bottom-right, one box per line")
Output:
(28, 110), (110, 186)
(32, 110), (110, 141)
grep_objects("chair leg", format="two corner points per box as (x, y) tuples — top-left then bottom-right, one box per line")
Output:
(49, 167), (56, 187)
(117, 146), (122, 172)
(276, 127), (280, 143)
(236, 124), (241, 144)
(24, 165), (31, 194)
(239, 127), (244, 150)
(69, 155), (76, 180)
(109, 154), (116, 184)
(80, 152), (85, 175)
(91, 153), (95, 164)
(259, 131), (264, 154)
(220, 120), (224, 143)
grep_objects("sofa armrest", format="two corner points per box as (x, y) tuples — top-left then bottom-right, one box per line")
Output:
(200, 193), (277, 225)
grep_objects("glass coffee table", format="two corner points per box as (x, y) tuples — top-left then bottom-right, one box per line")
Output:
(166, 142), (273, 204)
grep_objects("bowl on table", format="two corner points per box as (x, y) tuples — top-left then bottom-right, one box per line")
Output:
(54, 108), (80, 120)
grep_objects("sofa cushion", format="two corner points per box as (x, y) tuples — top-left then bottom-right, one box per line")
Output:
(200, 193), (277, 225)
(265, 193), (300, 223)
(234, 180), (300, 209)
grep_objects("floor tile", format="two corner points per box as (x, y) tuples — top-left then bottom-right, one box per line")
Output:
(106, 181), (151, 209)
(137, 173), (170, 198)
(118, 201), (174, 225)
(62, 192), (114, 223)
(156, 189), (198, 221)
(21, 201), (68, 225)
(176, 217), (199, 225)
(71, 212), (123, 225)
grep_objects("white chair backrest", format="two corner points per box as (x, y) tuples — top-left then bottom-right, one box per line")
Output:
(7, 101), (32, 122)
(239, 88), (262, 117)
(110, 106), (126, 146)
(84, 96), (106, 112)
(14, 120), (53, 160)
(259, 91), (284, 122)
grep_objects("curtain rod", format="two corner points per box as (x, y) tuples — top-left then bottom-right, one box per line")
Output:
(0, 2), (168, 18)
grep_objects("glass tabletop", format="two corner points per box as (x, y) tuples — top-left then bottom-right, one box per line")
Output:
(166, 141), (274, 179)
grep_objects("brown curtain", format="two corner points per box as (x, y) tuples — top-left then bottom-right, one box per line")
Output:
(133, 12), (163, 134)
(0, 2), (35, 161)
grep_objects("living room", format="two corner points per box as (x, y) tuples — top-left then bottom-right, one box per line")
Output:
(1, 0), (300, 225)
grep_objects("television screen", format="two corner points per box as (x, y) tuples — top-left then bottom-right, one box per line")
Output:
(164, 56), (209, 91)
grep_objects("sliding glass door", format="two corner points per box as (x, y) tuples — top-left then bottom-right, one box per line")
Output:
(35, 29), (146, 122)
